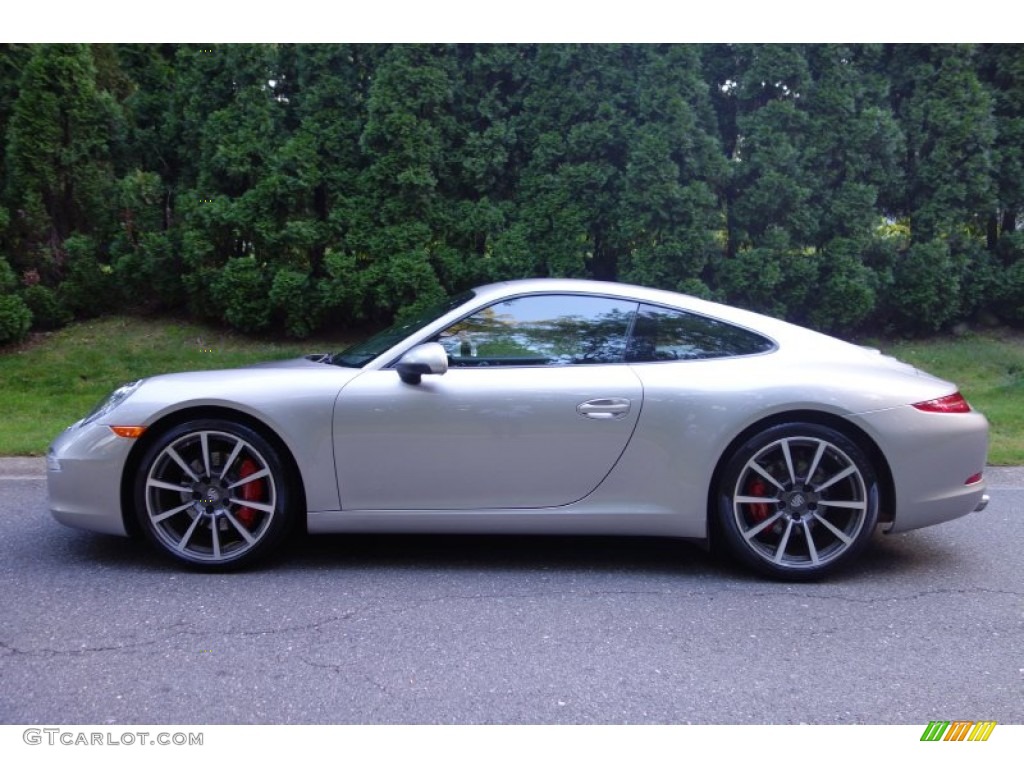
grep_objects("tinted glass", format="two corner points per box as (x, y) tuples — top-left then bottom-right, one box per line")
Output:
(437, 295), (637, 366)
(625, 304), (774, 362)
(331, 291), (475, 368)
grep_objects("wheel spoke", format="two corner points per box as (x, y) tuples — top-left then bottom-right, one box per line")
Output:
(805, 441), (827, 484)
(166, 447), (200, 482)
(812, 512), (854, 545)
(742, 510), (785, 540)
(223, 510), (257, 545)
(814, 464), (857, 493)
(229, 498), (274, 513)
(218, 438), (245, 482)
(227, 467), (271, 489)
(200, 432), (212, 479)
(773, 520), (795, 563)
(211, 519), (221, 559)
(176, 514), (203, 552)
(746, 460), (786, 492)
(151, 501), (194, 523)
(817, 499), (866, 511)
(735, 494), (780, 505)
(803, 519), (820, 565)
(147, 478), (192, 493)
(781, 439), (797, 485)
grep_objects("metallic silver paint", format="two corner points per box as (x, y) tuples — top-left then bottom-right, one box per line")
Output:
(332, 364), (643, 510)
(47, 278), (989, 567)
(48, 421), (134, 535)
(395, 342), (449, 381)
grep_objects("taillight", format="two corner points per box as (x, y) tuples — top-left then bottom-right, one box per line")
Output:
(912, 392), (971, 413)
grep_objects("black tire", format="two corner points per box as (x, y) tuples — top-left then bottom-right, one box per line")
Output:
(133, 419), (294, 570)
(715, 423), (879, 580)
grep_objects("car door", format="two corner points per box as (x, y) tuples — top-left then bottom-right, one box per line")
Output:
(333, 294), (644, 510)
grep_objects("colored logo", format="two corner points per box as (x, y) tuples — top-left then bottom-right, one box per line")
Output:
(920, 720), (996, 741)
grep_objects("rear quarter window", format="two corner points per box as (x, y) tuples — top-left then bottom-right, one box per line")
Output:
(625, 304), (774, 362)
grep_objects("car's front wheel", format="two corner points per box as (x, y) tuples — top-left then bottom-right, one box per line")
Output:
(133, 419), (293, 570)
(716, 423), (880, 580)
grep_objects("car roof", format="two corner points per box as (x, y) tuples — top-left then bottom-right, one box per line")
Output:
(470, 278), (796, 342)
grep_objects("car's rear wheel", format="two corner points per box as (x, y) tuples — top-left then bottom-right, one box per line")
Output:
(134, 419), (293, 570)
(716, 423), (879, 580)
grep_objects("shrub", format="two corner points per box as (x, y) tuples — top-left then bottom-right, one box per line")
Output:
(885, 239), (962, 334)
(111, 232), (184, 311)
(957, 238), (1001, 322)
(57, 235), (115, 318)
(807, 239), (877, 334)
(992, 232), (1024, 325)
(22, 284), (72, 330)
(269, 268), (321, 339)
(211, 257), (271, 333)
(0, 294), (33, 346)
(0, 257), (17, 293)
(715, 228), (816, 321)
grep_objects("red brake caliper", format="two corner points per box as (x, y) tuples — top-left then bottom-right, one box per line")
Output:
(236, 458), (263, 528)
(747, 477), (771, 523)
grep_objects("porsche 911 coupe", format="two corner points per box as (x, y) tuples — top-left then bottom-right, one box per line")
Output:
(47, 279), (990, 579)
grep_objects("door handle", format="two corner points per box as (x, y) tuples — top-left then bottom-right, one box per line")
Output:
(577, 398), (631, 419)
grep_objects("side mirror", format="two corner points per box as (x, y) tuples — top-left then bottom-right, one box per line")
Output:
(395, 342), (449, 385)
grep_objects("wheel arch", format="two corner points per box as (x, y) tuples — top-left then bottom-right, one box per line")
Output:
(119, 405), (308, 538)
(706, 409), (896, 535)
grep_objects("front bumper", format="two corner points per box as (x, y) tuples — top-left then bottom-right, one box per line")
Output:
(47, 421), (134, 536)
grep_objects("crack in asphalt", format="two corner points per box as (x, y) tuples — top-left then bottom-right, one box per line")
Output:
(298, 657), (393, 700)
(2, 585), (1019, 659)
(0, 610), (359, 658)
(727, 585), (1024, 604)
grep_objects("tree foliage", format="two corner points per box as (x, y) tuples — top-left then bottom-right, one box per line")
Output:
(0, 43), (1022, 339)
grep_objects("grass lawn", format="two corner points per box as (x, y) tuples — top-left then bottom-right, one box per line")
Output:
(1, 317), (1021, 464)
(0, 316), (357, 456)
(874, 331), (1024, 466)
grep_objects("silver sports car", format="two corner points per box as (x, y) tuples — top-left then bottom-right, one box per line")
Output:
(47, 279), (990, 579)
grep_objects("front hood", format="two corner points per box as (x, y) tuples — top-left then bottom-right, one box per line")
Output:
(137, 357), (362, 391)
(103, 358), (363, 427)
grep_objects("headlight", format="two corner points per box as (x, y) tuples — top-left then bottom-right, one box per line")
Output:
(81, 380), (143, 426)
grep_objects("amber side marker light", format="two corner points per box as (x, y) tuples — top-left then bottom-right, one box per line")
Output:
(110, 426), (146, 439)
(912, 392), (971, 414)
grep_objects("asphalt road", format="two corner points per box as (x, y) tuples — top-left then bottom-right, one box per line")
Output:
(1, 464), (1021, 725)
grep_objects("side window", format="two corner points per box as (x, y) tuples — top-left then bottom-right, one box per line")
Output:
(437, 295), (637, 367)
(626, 304), (774, 362)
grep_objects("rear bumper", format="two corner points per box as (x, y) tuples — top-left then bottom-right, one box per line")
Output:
(850, 405), (989, 534)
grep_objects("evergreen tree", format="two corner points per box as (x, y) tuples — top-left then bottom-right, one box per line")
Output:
(172, 44), (289, 331)
(887, 44), (995, 241)
(355, 44), (455, 317)
(616, 44), (726, 296)
(978, 44), (1024, 322)
(272, 43), (380, 334)
(0, 43), (1021, 337)
(884, 44), (996, 331)
(4, 44), (121, 276)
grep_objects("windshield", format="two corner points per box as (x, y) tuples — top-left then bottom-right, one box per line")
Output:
(330, 291), (476, 368)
